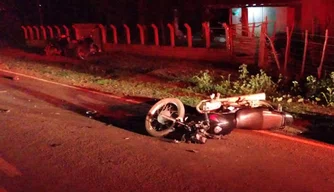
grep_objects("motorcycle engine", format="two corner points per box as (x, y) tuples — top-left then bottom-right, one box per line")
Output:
(207, 113), (236, 135)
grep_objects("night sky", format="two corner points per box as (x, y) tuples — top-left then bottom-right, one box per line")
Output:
(3, 0), (204, 27)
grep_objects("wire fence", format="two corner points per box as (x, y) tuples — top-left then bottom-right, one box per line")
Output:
(270, 28), (334, 78)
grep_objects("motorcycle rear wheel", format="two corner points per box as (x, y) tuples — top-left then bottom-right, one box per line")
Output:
(76, 46), (89, 60)
(44, 44), (60, 56)
(145, 98), (185, 137)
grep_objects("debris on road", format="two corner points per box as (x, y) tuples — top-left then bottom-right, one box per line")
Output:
(0, 108), (10, 113)
(49, 143), (62, 147)
(86, 110), (98, 118)
(186, 149), (199, 153)
(12, 76), (19, 81)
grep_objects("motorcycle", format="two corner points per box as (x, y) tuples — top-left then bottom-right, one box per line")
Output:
(44, 34), (70, 56)
(145, 93), (293, 144)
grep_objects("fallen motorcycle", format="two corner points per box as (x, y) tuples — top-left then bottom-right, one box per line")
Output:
(145, 93), (293, 144)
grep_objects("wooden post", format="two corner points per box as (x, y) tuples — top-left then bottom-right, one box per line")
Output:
(137, 24), (145, 45)
(317, 29), (329, 79)
(265, 33), (280, 70)
(184, 23), (192, 48)
(123, 24), (131, 44)
(167, 23), (175, 47)
(272, 21), (277, 40)
(110, 24), (118, 44)
(284, 26), (291, 74)
(258, 24), (265, 68)
(258, 19), (268, 68)
(223, 23), (232, 53)
(300, 30), (308, 78)
(20, 26), (28, 40)
(151, 24), (159, 46)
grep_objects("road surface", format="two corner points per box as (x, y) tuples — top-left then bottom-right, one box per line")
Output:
(0, 70), (333, 192)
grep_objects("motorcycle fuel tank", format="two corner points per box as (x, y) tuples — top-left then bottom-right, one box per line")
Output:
(208, 113), (236, 135)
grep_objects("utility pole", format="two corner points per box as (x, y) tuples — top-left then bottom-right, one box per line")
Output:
(37, 0), (43, 25)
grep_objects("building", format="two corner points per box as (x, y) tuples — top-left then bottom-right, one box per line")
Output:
(203, 0), (332, 35)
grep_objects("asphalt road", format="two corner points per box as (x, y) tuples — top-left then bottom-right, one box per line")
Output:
(0, 70), (333, 192)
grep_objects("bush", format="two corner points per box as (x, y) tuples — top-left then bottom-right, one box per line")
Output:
(190, 64), (277, 96)
(305, 72), (334, 106)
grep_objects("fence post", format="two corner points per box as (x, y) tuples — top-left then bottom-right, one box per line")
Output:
(137, 24), (145, 45)
(151, 24), (159, 46)
(20, 26), (28, 40)
(258, 20), (268, 68)
(26, 26), (34, 40)
(317, 29), (329, 79)
(97, 24), (107, 44)
(167, 23), (175, 47)
(265, 33), (280, 70)
(123, 24), (131, 44)
(202, 22), (210, 48)
(72, 26), (79, 39)
(272, 21), (277, 40)
(300, 30), (308, 78)
(284, 26), (291, 74)
(62, 25), (70, 37)
(184, 23), (192, 48)
(32, 26), (40, 40)
(40, 26), (47, 40)
(110, 24), (118, 44)
(47, 26), (54, 39)
(54, 25), (61, 36)
(223, 23), (232, 53)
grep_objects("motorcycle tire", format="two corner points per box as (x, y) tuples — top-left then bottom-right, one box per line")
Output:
(75, 46), (89, 60)
(44, 44), (59, 56)
(145, 98), (185, 137)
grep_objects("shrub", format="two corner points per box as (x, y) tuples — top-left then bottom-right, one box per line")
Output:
(190, 64), (277, 96)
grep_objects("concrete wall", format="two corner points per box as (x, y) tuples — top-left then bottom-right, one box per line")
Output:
(25, 39), (233, 63)
(104, 44), (232, 62)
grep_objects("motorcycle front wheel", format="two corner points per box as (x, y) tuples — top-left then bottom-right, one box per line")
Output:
(145, 98), (185, 137)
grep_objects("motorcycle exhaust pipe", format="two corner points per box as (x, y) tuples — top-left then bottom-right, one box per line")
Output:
(235, 108), (293, 130)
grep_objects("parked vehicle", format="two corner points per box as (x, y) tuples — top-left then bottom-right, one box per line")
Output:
(145, 93), (293, 144)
